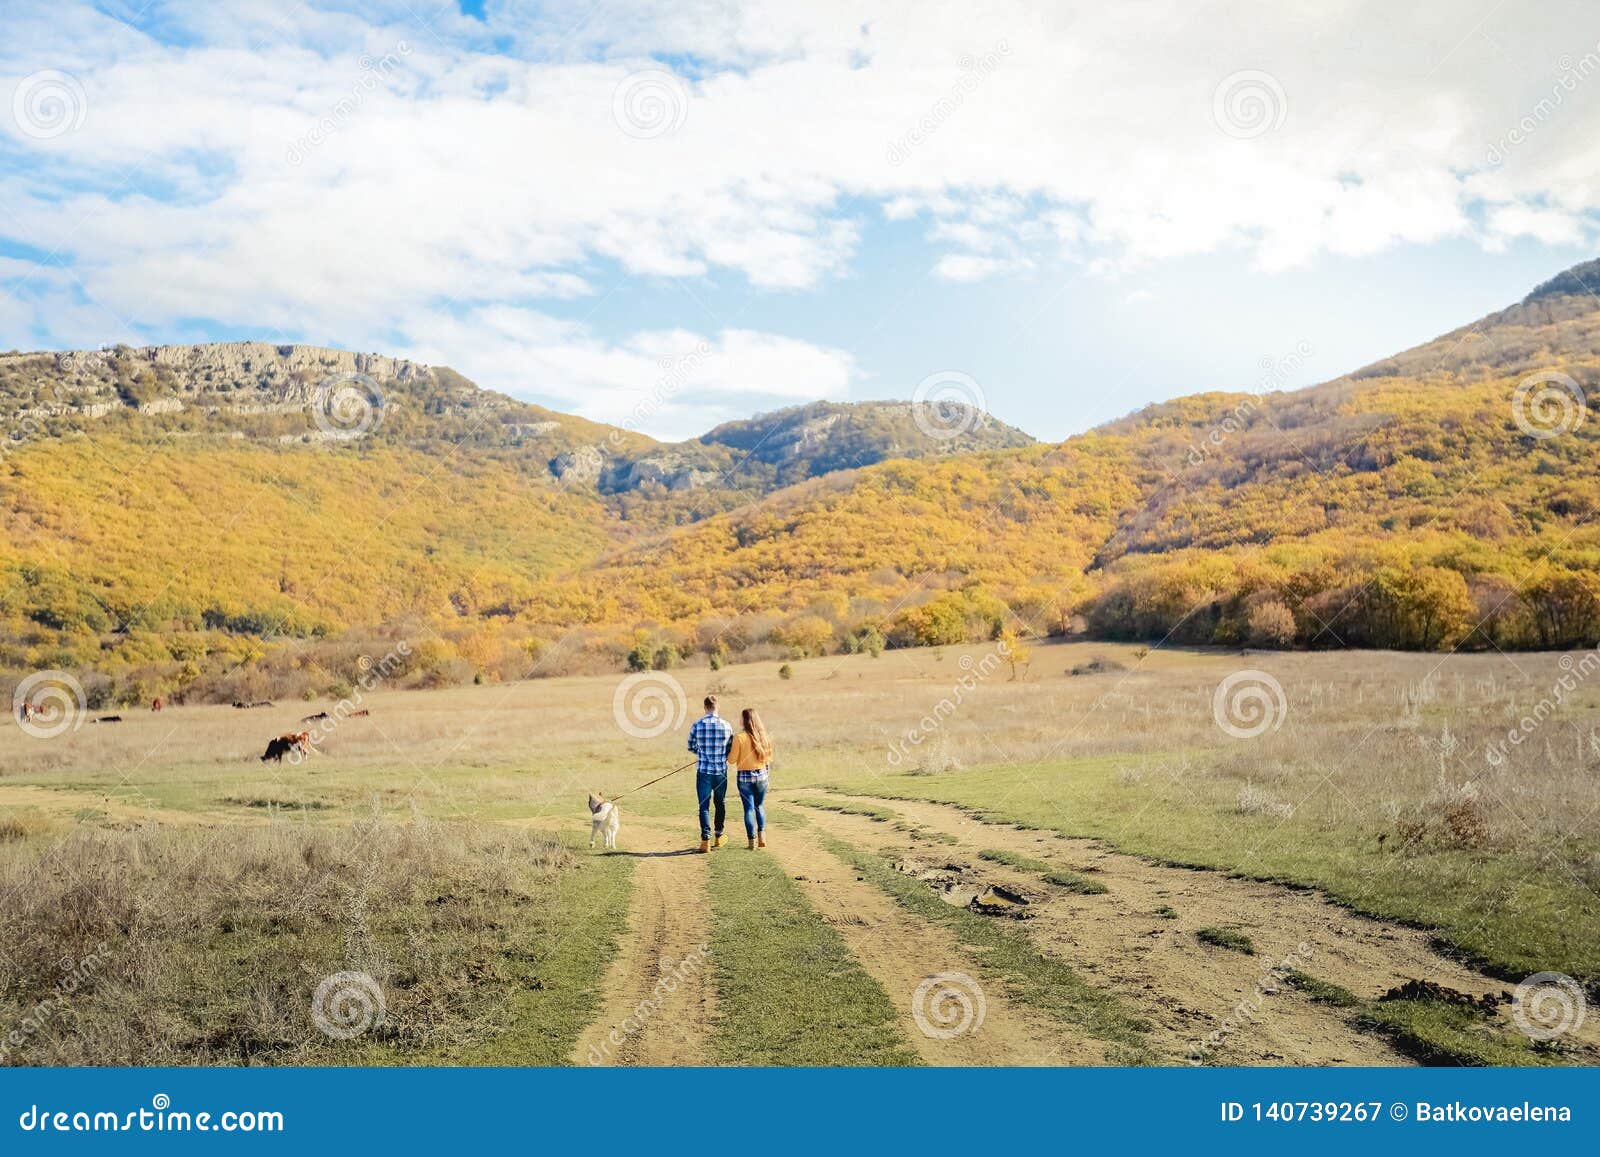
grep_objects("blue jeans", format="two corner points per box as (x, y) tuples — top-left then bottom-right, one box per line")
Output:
(737, 771), (768, 838)
(696, 772), (728, 841)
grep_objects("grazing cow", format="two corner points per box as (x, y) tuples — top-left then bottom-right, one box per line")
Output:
(233, 700), (275, 710)
(17, 702), (36, 724)
(151, 697), (163, 712)
(259, 731), (311, 762)
(93, 715), (123, 724)
(302, 711), (330, 723)
(349, 709), (370, 718)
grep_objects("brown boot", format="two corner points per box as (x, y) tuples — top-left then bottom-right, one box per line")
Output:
(697, 838), (709, 854)
(757, 832), (766, 848)
(747, 837), (756, 850)
(713, 834), (724, 849)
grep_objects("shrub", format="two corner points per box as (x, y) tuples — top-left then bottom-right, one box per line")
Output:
(1236, 782), (1294, 820)
(1246, 598), (1298, 648)
(777, 663), (794, 680)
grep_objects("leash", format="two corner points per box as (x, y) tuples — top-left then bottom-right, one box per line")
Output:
(606, 760), (696, 803)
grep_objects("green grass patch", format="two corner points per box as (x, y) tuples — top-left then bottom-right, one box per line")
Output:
(1152, 904), (1178, 920)
(1275, 974), (1579, 1067)
(791, 797), (898, 823)
(1044, 870), (1109, 894)
(1356, 999), (1565, 1067)
(977, 848), (1109, 894)
(1281, 970), (1360, 1008)
(705, 846), (920, 1066)
(460, 840), (634, 1066)
(819, 833), (1158, 1063)
(222, 796), (333, 810)
(978, 847), (1052, 873)
(1196, 926), (1256, 955)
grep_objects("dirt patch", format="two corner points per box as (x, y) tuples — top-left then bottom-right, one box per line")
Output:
(892, 855), (1036, 918)
(803, 794), (1425, 1065)
(1379, 978), (1507, 1012)
(570, 818), (717, 1067)
(0, 784), (243, 828)
(765, 825), (1109, 1064)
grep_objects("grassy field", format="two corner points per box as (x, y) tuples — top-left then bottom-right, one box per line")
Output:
(2, 639), (1597, 1065)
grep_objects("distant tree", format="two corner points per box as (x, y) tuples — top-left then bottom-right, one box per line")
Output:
(998, 626), (1032, 680)
(1246, 599), (1298, 648)
(1525, 572), (1600, 649)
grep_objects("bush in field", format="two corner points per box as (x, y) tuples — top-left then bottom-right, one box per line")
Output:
(908, 733), (961, 775)
(778, 663), (794, 680)
(1236, 782), (1294, 820)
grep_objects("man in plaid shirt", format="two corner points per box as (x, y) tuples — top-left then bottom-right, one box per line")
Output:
(688, 694), (734, 852)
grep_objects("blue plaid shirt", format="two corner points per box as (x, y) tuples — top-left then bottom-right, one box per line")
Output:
(687, 713), (733, 775)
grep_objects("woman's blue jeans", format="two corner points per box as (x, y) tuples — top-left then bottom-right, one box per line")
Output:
(737, 771), (769, 838)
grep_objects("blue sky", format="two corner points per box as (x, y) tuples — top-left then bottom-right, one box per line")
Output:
(2, 1), (1598, 440)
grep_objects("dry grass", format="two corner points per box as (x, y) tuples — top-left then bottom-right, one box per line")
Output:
(1, 636), (1597, 1048)
(4, 637), (1598, 856)
(0, 814), (583, 1065)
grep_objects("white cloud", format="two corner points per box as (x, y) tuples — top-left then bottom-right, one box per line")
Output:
(934, 253), (1028, 282)
(397, 308), (856, 440)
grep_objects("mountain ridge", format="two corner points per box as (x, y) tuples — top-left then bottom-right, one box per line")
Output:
(4, 259), (1600, 703)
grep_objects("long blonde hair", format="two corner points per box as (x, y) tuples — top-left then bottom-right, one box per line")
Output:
(742, 707), (772, 764)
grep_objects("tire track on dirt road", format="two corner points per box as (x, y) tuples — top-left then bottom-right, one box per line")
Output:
(571, 818), (717, 1066)
(765, 823), (1112, 1065)
(798, 794), (1425, 1065)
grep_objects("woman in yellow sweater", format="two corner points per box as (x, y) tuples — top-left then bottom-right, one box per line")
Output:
(728, 707), (773, 849)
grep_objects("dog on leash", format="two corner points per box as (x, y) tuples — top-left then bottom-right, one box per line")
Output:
(588, 792), (620, 850)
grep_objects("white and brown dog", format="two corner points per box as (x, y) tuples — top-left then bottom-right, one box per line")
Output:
(588, 792), (620, 850)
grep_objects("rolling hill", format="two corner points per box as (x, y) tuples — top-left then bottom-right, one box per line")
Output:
(4, 260), (1600, 704)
